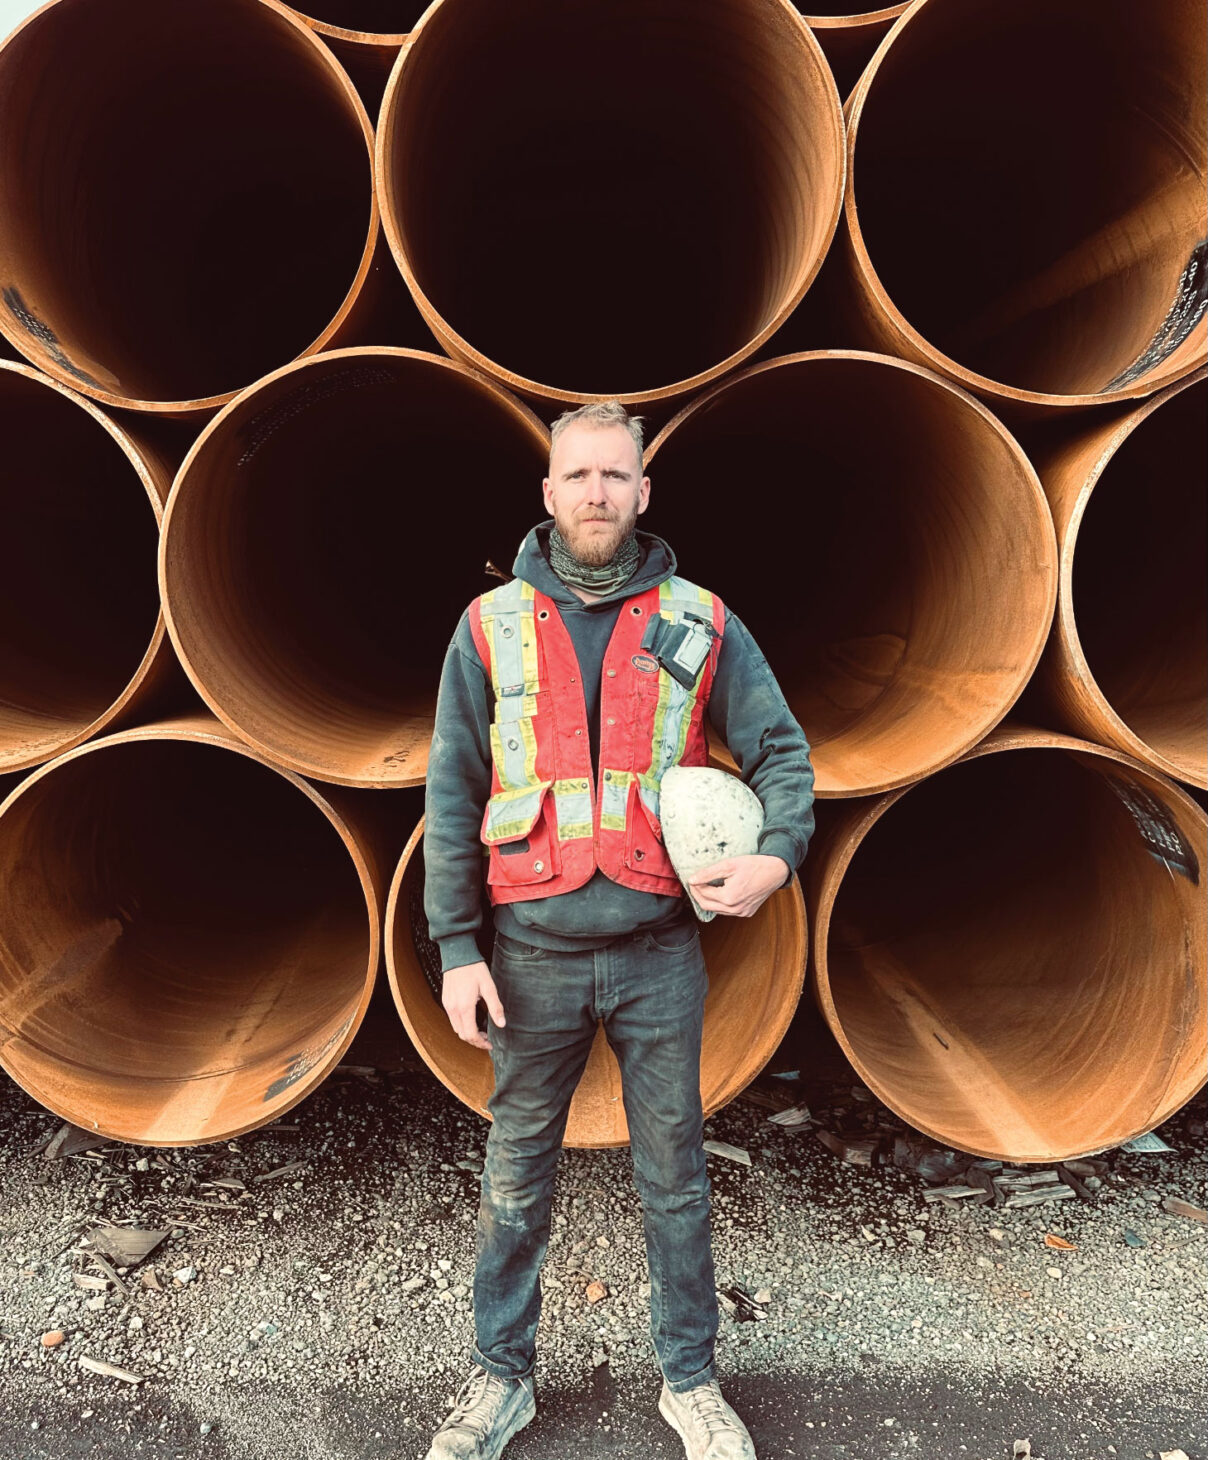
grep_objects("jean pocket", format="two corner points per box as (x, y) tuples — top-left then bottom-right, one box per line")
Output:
(645, 924), (700, 954)
(493, 930), (549, 962)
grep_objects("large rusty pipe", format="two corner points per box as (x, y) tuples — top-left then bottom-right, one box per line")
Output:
(376, 0), (845, 409)
(386, 823), (808, 1148)
(0, 362), (176, 775)
(0, 715), (392, 1146)
(1030, 372), (1207, 790)
(840, 0), (1208, 411)
(798, 5), (909, 99)
(646, 352), (1058, 797)
(160, 349), (550, 787)
(0, 0), (377, 416)
(810, 728), (1208, 1163)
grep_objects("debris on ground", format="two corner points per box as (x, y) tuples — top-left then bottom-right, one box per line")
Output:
(716, 1284), (767, 1322)
(84, 1221), (170, 1268)
(1123, 1131), (1176, 1154)
(817, 1130), (881, 1166)
(1162, 1196), (1207, 1223)
(1043, 1234), (1075, 1250)
(78, 1355), (145, 1384)
(585, 1280), (608, 1304)
(42, 1123), (112, 1160)
(702, 1140), (751, 1166)
(765, 1103), (813, 1129)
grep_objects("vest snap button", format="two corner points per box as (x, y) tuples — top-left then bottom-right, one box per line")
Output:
(533, 859), (545, 873)
(575, 728), (582, 736)
(631, 606), (642, 616)
(607, 718), (616, 725)
(634, 848), (645, 860)
(507, 739), (519, 750)
(501, 625), (514, 637)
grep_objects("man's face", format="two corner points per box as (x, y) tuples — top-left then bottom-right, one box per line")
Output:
(543, 422), (651, 566)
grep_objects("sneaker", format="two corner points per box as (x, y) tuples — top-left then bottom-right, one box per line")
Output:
(658, 1378), (756, 1460)
(423, 1364), (536, 1460)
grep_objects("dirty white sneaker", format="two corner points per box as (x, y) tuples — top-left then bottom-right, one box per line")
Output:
(423, 1364), (536, 1460)
(659, 1378), (756, 1460)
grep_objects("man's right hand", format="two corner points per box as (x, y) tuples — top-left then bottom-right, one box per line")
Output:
(441, 961), (506, 1051)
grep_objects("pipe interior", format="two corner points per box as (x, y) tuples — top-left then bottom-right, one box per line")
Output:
(854, 0), (1208, 396)
(648, 356), (1051, 794)
(823, 750), (1207, 1160)
(1074, 382), (1207, 783)
(0, 740), (372, 1144)
(0, 0), (371, 406)
(389, 831), (805, 1147)
(0, 369), (160, 770)
(294, 2), (424, 30)
(384, 0), (841, 395)
(164, 355), (547, 784)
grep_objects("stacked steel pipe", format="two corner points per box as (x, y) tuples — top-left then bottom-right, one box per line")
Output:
(0, 0), (1203, 1160)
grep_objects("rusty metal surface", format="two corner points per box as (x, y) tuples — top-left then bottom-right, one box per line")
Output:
(159, 348), (550, 788)
(0, 362), (176, 774)
(376, 0), (845, 408)
(646, 351), (1058, 797)
(809, 725), (1208, 1163)
(0, 714), (400, 1146)
(0, 0), (378, 415)
(385, 821), (808, 1149)
(839, 0), (1208, 411)
(1030, 371), (1207, 790)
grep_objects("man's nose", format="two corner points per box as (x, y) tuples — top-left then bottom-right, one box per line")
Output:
(584, 472), (608, 502)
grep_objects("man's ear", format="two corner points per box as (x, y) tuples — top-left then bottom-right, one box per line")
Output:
(542, 477), (555, 514)
(637, 475), (652, 514)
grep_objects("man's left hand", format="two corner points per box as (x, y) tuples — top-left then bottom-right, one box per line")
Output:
(688, 853), (790, 918)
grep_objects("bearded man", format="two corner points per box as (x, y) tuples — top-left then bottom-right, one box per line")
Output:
(421, 399), (814, 1460)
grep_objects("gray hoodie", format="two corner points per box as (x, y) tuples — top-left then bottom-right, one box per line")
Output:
(423, 522), (814, 970)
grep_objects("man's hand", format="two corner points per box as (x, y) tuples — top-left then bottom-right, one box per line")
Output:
(441, 960), (506, 1051)
(688, 853), (790, 919)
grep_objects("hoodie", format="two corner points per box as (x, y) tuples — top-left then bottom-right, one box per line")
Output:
(423, 522), (815, 969)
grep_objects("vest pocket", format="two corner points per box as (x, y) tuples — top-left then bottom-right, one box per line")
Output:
(622, 779), (669, 873)
(482, 781), (560, 889)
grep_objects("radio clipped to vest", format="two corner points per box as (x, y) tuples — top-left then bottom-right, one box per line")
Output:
(640, 612), (719, 689)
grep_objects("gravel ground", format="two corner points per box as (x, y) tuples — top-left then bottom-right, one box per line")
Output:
(1, 993), (1205, 1460)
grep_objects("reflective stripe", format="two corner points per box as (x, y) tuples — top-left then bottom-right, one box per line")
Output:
(553, 778), (593, 842)
(484, 780), (552, 842)
(599, 769), (631, 830)
(490, 714), (539, 792)
(481, 580), (541, 793)
(658, 575), (713, 625)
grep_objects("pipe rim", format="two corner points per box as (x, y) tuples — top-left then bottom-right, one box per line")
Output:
(810, 726), (1208, 1162)
(384, 819), (809, 1147)
(158, 345), (550, 786)
(375, 1), (847, 406)
(0, 360), (172, 774)
(0, 0), (381, 417)
(291, 9), (410, 44)
(800, 4), (909, 29)
(843, 0), (1207, 409)
(646, 348), (1059, 796)
(0, 715), (383, 1145)
(1049, 370), (1208, 790)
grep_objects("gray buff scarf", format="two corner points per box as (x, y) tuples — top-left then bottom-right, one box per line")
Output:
(548, 525), (641, 595)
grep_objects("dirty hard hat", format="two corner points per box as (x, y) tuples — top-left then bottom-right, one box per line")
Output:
(660, 766), (765, 921)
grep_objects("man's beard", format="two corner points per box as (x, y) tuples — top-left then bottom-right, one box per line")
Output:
(553, 502), (639, 566)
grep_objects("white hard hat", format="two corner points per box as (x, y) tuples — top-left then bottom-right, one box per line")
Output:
(660, 766), (765, 922)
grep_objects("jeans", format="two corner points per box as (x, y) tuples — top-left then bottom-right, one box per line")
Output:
(470, 922), (718, 1393)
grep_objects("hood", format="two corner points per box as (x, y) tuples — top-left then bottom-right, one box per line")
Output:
(511, 519), (677, 611)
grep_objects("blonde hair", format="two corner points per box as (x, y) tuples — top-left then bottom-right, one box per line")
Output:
(549, 399), (644, 470)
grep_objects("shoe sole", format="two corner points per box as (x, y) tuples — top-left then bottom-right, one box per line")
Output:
(423, 1389), (536, 1460)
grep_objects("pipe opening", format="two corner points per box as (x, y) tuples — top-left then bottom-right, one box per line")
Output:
(820, 746), (1207, 1161)
(162, 351), (548, 786)
(386, 826), (806, 1147)
(380, 0), (843, 399)
(1074, 381), (1207, 785)
(0, 736), (375, 1144)
(0, 367), (161, 772)
(0, 0), (373, 410)
(293, 2), (423, 32)
(852, 0), (1208, 398)
(647, 354), (1055, 795)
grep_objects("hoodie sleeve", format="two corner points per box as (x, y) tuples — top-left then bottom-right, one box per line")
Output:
(706, 608), (815, 882)
(423, 609), (495, 973)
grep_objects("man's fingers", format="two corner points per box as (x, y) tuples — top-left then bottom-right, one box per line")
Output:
(482, 978), (506, 1029)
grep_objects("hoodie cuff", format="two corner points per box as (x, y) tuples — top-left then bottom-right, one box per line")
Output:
(757, 832), (800, 888)
(439, 934), (486, 975)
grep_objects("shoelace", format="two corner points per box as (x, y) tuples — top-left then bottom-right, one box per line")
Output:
(444, 1367), (509, 1439)
(686, 1381), (735, 1435)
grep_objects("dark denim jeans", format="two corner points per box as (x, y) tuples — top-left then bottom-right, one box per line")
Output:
(471, 922), (718, 1393)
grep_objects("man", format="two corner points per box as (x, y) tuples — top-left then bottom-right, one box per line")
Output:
(422, 400), (814, 1460)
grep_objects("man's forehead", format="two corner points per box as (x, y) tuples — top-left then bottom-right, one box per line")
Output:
(552, 422), (640, 473)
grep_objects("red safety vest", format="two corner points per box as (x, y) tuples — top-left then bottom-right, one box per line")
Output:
(468, 573), (726, 903)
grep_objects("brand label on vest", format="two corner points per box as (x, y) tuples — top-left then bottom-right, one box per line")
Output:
(631, 653), (659, 674)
